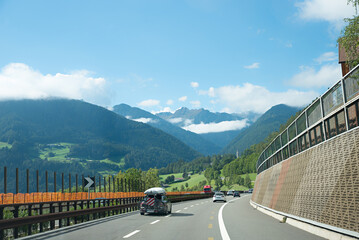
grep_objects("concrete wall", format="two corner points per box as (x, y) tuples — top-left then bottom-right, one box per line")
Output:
(252, 127), (359, 234)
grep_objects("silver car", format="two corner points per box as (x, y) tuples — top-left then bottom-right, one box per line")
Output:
(213, 192), (227, 202)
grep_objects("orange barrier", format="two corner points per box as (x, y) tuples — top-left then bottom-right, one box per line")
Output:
(0, 190), (204, 205)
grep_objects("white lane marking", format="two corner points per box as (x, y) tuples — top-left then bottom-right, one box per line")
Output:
(218, 199), (239, 240)
(123, 230), (140, 238)
(184, 207), (188, 210)
(196, 203), (199, 205)
(165, 214), (171, 217)
(150, 220), (160, 225)
(191, 205), (194, 207)
(176, 210), (181, 213)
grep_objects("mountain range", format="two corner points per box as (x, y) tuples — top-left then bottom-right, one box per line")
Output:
(156, 107), (260, 148)
(0, 99), (300, 176)
(113, 104), (222, 155)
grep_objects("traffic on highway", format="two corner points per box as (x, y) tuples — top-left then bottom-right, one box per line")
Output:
(22, 193), (324, 240)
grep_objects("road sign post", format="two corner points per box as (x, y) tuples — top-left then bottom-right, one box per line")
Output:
(84, 177), (95, 199)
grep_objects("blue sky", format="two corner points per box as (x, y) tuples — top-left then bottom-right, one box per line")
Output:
(0, 0), (356, 116)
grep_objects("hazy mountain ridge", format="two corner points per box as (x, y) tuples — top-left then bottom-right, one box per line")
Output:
(156, 107), (261, 148)
(113, 104), (222, 155)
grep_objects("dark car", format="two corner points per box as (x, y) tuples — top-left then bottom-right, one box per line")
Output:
(140, 187), (172, 215)
(233, 191), (240, 197)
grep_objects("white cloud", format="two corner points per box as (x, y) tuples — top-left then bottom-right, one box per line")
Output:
(0, 63), (109, 104)
(199, 87), (215, 97)
(151, 107), (174, 115)
(166, 99), (174, 105)
(289, 63), (341, 88)
(183, 120), (249, 134)
(190, 100), (201, 108)
(190, 82), (199, 88)
(244, 62), (260, 69)
(138, 99), (160, 107)
(202, 83), (318, 113)
(132, 118), (158, 124)
(315, 52), (337, 64)
(179, 96), (187, 102)
(296, 0), (356, 28)
(168, 118), (183, 124)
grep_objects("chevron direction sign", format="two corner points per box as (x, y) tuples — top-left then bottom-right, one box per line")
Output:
(84, 177), (95, 189)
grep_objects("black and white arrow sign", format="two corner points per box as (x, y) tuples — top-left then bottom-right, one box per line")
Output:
(84, 177), (95, 188)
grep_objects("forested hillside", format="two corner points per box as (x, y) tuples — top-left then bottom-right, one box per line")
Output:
(223, 104), (300, 154)
(0, 99), (201, 172)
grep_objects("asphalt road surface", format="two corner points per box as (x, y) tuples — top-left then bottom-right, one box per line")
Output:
(23, 194), (324, 240)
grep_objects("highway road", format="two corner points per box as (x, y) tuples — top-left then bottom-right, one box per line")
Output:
(23, 194), (324, 240)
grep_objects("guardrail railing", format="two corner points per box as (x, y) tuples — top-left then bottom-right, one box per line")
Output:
(0, 191), (210, 239)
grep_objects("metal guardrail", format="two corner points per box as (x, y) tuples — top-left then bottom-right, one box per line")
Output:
(0, 193), (211, 239)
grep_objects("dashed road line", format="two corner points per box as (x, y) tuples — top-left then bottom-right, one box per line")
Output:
(150, 220), (160, 225)
(184, 207), (188, 210)
(176, 210), (181, 213)
(123, 230), (140, 238)
(208, 224), (213, 229)
(165, 214), (171, 218)
(191, 205), (194, 207)
(210, 216), (214, 220)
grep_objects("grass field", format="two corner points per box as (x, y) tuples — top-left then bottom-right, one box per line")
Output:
(0, 142), (12, 149)
(161, 172), (257, 192)
(160, 173), (207, 191)
(39, 143), (74, 162)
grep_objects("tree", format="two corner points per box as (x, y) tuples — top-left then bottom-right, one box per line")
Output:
(244, 174), (251, 188)
(338, 1), (359, 68)
(143, 168), (160, 188)
(185, 182), (189, 188)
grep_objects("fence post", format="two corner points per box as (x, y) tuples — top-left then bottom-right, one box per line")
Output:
(54, 172), (57, 192)
(45, 171), (48, 192)
(81, 175), (84, 192)
(62, 172), (64, 193)
(76, 174), (78, 193)
(69, 173), (71, 193)
(104, 177), (106, 192)
(27, 169), (29, 193)
(4, 167), (7, 194)
(16, 168), (19, 194)
(36, 170), (39, 192)
(94, 175), (96, 193)
(113, 176), (115, 192)
(99, 176), (101, 192)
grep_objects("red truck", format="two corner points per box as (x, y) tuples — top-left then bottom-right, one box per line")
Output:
(203, 185), (212, 193)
